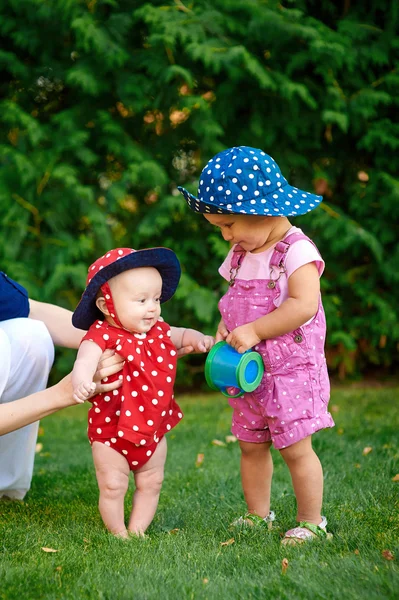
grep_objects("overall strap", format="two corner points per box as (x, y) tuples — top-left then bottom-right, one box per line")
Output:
(229, 244), (246, 286)
(270, 231), (311, 268)
(268, 231), (313, 288)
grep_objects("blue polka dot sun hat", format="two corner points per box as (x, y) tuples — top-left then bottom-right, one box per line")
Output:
(177, 146), (322, 217)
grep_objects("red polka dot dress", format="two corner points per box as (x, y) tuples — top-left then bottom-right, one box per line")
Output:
(82, 318), (183, 470)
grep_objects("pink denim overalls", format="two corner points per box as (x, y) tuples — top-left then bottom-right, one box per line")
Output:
(219, 232), (335, 449)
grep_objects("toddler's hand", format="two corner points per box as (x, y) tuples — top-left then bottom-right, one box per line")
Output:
(215, 319), (229, 342)
(226, 323), (261, 354)
(73, 381), (96, 404)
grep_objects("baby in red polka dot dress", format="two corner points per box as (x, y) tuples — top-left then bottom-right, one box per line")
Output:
(71, 247), (214, 538)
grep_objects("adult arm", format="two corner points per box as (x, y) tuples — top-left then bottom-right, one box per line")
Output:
(29, 299), (124, 387)
(0, 374), (75, 436)
(28, 299), (85, 348)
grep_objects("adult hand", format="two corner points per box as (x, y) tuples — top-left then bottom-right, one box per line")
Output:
(0, 373), (78, 436)
(93, 349), (124, 393)
(225, 323), (261, 354)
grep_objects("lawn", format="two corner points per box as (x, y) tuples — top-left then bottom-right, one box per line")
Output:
(0, 386), (398, 600)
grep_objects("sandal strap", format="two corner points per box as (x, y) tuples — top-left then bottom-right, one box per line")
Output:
(298, 521), (327, 539)
(233, 511), (275, 527)
(245, 513), (272, 527)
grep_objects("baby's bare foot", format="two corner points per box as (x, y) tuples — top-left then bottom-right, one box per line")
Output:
(112, 529), (129, 540)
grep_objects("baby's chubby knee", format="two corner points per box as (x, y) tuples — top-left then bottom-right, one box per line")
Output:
(97, 469), (129, 498)
(136, 466), (164, 494)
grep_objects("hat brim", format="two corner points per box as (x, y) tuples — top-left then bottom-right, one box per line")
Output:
(178, 185), (322, 217)
(72, 248), (181, 330)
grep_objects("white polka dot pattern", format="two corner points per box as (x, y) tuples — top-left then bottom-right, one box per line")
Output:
(178, 146), (322, 217)
(85, 318), (183, 448)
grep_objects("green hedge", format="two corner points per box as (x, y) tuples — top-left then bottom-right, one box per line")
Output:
(1, 0), (398, 385)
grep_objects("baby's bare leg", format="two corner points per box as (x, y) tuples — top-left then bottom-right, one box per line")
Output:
(92, 441), (130, 538)
(239, 440), (273, 518)
(279, 435), (323, 525)
(128, 437), (167, 536)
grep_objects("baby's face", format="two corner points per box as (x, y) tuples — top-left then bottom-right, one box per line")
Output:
(108, 267), (162, 333)
(204, 213), (276, 253)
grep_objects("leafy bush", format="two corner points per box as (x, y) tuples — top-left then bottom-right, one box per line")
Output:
(1, 0), (398, 384)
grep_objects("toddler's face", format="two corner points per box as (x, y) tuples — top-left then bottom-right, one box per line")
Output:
(204, 213), (275, 253)
(107, 267), (162, 333)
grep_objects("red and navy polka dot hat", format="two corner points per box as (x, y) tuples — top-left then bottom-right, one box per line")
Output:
(178, 146), (322, 217)
(72, 247), (181, 330)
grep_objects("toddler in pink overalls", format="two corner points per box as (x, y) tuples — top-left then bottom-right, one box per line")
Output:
(179, 146), (335, 545)
(72, 247), (214, 538)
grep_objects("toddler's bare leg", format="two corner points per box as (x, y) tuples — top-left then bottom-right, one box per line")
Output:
(239, 440), (273, 518)
(279, 435), (323, 525)
(92, 442), (130, 538)
(128, 437), (167, 536)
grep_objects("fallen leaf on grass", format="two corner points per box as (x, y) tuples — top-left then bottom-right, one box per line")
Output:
(354, 463), (361, 469)
(195, 453), (204, 467)
(55, 566), (62, 572)
(35, 443), (43, 453)
(281, 558), (289, 574)
(330, 405), (340, 413)
(212, 439), (226, 447)
(391, 474), (399, 482)
(41, 547), (58, 553)
(382, 550), (394, 561)
(220, 538), (235, 547)
(354, 549), (360, 555)
(362, 447), (372, 456)
(38, 427), (45, 437)
(83, 538), (90, 544)
(225, 435), (237, 443)
(168, 529), (179, 535)
(203, 579), (209, 584)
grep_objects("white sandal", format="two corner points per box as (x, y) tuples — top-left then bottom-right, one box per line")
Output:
(281, 516), (333, 545)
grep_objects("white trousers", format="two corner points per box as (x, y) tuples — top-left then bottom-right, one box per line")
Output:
(0, 318), (54, 499)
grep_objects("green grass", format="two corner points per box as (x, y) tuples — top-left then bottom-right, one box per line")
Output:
(1, 387), (398, 600)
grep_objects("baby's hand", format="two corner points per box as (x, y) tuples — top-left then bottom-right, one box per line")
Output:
(73, 381), (96, 404)
(180, 329), (215, 354)
(226, 323), (261, 354)
(193, 334), (215, 353)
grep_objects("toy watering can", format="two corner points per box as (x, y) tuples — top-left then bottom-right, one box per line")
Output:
(205, 341), (264, 398)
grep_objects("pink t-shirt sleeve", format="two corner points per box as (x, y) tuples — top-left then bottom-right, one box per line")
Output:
(285, 240), (325, 279)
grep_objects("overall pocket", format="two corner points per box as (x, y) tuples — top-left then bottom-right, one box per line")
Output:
(265, 328), (309, 373)
(318, 362), (331, 405)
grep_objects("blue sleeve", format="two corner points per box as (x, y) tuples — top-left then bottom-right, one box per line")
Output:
(0, 272), (30, 321)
